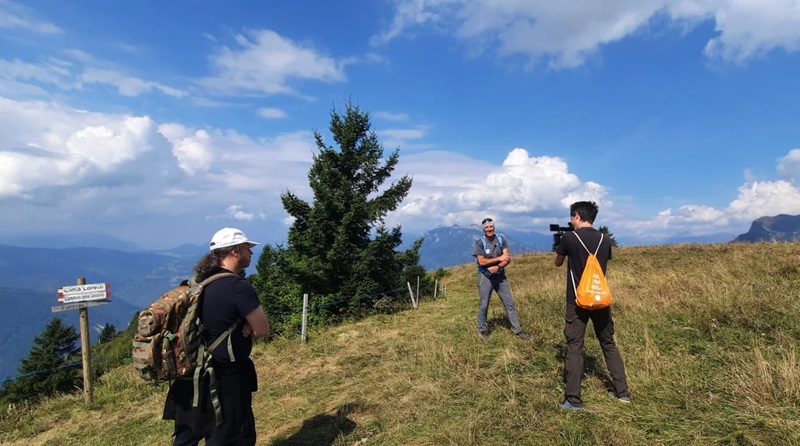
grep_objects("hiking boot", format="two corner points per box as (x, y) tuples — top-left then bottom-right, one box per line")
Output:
(479, 330), (489, 341)
(561, 400), (583, 411)
(608, 391), (631, 403)
(515, 331), (532, 340)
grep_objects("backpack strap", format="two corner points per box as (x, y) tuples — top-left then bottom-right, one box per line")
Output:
(190, 271), (242, 426)
(193, 321), (240, 425)
(476, 234), (504, 273)
(571, 231), (603, 256)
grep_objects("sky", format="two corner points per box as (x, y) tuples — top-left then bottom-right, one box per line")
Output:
(1, 0), (799, 250)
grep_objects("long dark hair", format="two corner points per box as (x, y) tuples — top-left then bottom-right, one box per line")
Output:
(194, 246), (237, 282)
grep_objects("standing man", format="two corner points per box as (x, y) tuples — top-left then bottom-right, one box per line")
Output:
(164, 227), (271, 445)
(555, 202), (630, 411)
(473, 217), (532, 341)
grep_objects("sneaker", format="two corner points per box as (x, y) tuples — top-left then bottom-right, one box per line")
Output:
(608, 391), (631, 403)
(479, 330), (489, 341)
(561, 400), (583, 411)
(515, 331), (533, 340)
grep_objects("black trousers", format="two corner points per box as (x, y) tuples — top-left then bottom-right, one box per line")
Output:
(563, 306), (629, 405)
(165, 361), (257, 446)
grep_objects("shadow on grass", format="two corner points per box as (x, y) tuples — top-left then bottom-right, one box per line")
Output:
(486, 314), (515, 334)
(554, 342), (613, 390)
(270, 402), (359, 446)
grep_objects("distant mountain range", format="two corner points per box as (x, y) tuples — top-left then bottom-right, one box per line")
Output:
(1, 215), (796, 379)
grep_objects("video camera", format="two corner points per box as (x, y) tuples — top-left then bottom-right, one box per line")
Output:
(549, 222), (574, 248)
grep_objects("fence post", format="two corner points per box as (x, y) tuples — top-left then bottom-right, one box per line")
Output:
(301, 293), (309, 344)
(407, 282), (417, 309)
(433, 279), (438, 300)
(416, 276), (420, 305)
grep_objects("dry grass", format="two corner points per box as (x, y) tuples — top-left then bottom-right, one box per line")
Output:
(2, 242), (800, 445)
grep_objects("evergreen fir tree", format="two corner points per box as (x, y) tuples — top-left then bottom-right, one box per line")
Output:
(254, 102), (423, 325)
(1, 318), (81, 403)
(599, 225), (619, 247)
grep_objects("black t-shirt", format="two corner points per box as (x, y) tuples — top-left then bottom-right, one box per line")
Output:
(556, 227), (612, 305)
(201, 268), (261, 370)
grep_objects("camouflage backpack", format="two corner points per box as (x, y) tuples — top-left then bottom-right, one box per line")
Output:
(131, 272), (238, 383)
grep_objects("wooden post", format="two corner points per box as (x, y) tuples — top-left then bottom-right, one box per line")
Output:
(416, 276), (420, 304)
(301, 293), (309, 344)
(433, 279), (438, 300)
(407, 282), (417, 309)
(77, 277), (92, 403)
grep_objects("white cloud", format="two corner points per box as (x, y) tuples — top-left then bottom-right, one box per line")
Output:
(0, 96), (161, 197)
(373, 111), (411, 122)
(82, 68), (186, 98)
(391, 147), (608, 232)
(158, 124), (215, 175)
(225, 204), (266, 221)
(777, 148), (800, 180)
(201, 29), (347, 96)
(0, 58), (72, 87)
(375, 0), (800, 68)
(0, 95), (316, 248)
(256, 107), (287, 119)
(702, 0), (800, 62)
(0, 0), (61, 34)
(726, 180), (800, 220)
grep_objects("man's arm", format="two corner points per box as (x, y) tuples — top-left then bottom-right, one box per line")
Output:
(243, 306), (271, 339)
(554, 253), (565, 267)
(477, 248), (511, 275)
(498, 247), (511, 267)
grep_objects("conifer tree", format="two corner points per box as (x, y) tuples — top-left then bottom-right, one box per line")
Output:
(255, 102), (423, 324)
(1, 318), (80, 403)
(599, 225), (619, 247)
(97, 323), (116, 344)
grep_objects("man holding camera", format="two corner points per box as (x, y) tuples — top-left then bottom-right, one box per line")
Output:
(473, 217), (532, 341)
(554, 201), (630, 411)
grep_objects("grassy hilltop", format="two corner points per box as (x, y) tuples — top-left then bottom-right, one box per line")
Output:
(2, 242), (799, 445)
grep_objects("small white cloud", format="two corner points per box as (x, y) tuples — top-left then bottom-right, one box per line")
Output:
(256, 107), (287, 119)
(373, 111), (411, 122)
(0, 1), (61, 34)
(82, 68), (186, 98)
(227, 204), (255, 221)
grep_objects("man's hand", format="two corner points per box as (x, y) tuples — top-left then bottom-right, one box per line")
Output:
(242, 323), (255, 338)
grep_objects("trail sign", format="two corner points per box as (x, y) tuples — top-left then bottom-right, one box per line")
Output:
(57, 282), (111, 303)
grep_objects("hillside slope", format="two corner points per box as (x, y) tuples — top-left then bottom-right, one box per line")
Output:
(2, 242), (799, 445)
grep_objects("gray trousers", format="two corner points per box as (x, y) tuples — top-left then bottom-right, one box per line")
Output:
(476, 274), (522, 334)
(563, 307), (629, 405)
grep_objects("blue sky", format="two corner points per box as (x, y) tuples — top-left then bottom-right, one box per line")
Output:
(1, 0), (799, 250)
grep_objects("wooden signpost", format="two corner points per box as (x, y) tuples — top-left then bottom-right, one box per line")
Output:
(51, 278), (111, 403)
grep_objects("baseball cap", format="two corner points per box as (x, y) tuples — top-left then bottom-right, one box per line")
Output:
(209, 227), (260, 251)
